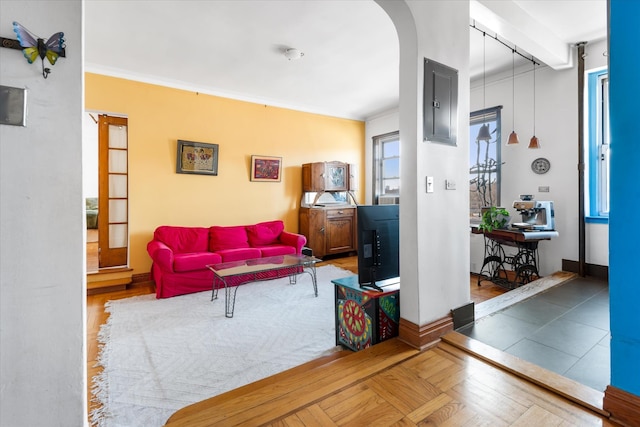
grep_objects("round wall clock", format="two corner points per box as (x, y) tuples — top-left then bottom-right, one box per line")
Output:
(531, 157), (551, 174)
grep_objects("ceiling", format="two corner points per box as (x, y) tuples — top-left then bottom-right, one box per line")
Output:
(84, 0), (607, 121)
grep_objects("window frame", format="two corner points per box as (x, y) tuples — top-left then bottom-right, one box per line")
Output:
(372, 131), (400, 204)
(469, 105), (503, 222)
(586, 68), (609, 223)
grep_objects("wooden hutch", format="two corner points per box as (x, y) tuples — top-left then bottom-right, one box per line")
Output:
(299, 161), (358, 258)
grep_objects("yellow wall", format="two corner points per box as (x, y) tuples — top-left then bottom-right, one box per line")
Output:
(85, 73), (365, 275)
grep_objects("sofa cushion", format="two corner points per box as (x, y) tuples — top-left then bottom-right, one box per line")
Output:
(154, 226), (210, 253)
(216, 247), (261, 262)
(257, 245), (296, 257)
(209, 226), (250, 252)
(247, 220), (285, 247)
(173, 252), (222, 273)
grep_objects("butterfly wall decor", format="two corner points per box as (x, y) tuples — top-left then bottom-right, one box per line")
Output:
(12, 21), (65, 79)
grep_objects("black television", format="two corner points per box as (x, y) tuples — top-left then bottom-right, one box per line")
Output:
(357, 204), (400, 291)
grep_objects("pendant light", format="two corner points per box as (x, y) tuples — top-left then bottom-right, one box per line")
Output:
(528, 59), (540, 148)
(507, 48), (520, 145)
(476, 32), (491, 142)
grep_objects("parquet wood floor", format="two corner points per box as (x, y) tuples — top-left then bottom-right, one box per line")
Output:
(165, 338), (616, 426)
(88, 256), (617, 426)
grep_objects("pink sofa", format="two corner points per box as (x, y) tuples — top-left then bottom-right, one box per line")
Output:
(147, 220), (307, 298)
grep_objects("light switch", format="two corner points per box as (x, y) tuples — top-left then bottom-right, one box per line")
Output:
(426, 176), (434, 193)
(445, 179), (456, 190)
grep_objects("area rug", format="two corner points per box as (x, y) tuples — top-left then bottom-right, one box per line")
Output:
(91, 264), (353, 427)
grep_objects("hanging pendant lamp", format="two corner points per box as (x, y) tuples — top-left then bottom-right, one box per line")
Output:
(507, 48), (520, 145)
(477, 123), (492, 141)
(476, 32), (491, 142)
(529, 59), (540, 148)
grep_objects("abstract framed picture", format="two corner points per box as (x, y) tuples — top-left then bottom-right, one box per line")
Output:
(176, 140), (219, 176)
(250, 155), (282, 182)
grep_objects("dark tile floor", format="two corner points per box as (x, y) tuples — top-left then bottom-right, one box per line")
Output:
(458, 276), (610, 391)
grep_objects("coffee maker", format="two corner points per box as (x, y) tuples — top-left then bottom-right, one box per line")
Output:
(512, 197), (555, 230)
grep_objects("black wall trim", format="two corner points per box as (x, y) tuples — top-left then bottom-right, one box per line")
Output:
(562, 259), (608, 281)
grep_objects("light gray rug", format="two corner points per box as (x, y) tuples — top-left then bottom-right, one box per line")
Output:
(91, 265), (352, 427)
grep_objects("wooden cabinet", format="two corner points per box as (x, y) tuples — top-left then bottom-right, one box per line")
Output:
(299, 206), (356, 258)
(302, 162), (356, 192)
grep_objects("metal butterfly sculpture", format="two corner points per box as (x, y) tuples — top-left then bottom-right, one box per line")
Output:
(12, 21), (65, 79)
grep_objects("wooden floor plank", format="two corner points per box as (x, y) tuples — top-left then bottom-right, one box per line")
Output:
(441, 331), (608, 417)
(287, 404), (338, 427)
(511, 405), (566, 427)
(165, 339), (419, 426)
(319, 385), (405, 426)
(405, 393), (454, 424)
(364, 365), (442, 414)
(163, 338), (616, 427)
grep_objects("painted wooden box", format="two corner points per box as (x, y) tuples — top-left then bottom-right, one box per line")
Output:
(332, 276), (400, 352)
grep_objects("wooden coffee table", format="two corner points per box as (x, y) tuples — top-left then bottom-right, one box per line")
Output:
(206, 254), (320, 318)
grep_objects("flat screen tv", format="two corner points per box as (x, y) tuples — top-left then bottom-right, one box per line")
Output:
(357, 204), (399, 291)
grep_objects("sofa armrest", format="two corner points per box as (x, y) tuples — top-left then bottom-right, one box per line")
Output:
(278, 231), (307, 254)
(147, 240), (175, 272)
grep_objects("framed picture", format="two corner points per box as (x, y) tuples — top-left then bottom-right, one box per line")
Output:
(250, 155), (282, 182)
(176, 140), (219, 176)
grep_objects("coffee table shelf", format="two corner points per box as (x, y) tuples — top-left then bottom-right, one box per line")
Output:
(207, 254), (320, 318)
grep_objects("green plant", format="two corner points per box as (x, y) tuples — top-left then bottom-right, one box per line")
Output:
(479, 206), (510, 232)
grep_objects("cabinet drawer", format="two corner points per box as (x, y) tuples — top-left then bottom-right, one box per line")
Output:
(326, 207), (355, 218)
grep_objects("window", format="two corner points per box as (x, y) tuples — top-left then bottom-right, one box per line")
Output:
(469, 106), (502, 221)
(587, 69), (609, 222)
(372, 131), (400, 204)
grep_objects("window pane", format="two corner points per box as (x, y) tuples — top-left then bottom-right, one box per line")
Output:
(108, 124), (127, 149)
(383, 140), (400, 157)
(469, 107), (501, 220)
(383, 178), (400, 194)
(373, 132), (400, 202)
(109, 174), (127, 198)
(109, 199), (127, 223)
(588, 70), (609, 218)
(109, 149), (127, 173)
(109, 224), (127, 248)
(383, 157), (399, 179)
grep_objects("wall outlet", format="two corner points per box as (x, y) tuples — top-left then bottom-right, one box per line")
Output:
(445, 179), (456, 190)
(539, 186), (550, 192)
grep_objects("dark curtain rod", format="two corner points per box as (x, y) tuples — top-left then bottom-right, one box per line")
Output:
(470, 23), (540, 67)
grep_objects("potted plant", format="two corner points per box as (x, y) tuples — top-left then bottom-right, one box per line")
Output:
(479, 206), (510, 232)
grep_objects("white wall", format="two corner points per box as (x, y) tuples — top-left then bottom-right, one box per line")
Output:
(474, 62), (579, 276)
(0, 2), (85, 425)
(364, 108), (399, 204)
(469, 38), (609, 275)
(377, 0), (470, 326)
(83, 113), (99, 198)
(367, 37), (609, 278)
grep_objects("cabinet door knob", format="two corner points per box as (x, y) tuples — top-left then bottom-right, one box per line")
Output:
(319, 227), (325, 233)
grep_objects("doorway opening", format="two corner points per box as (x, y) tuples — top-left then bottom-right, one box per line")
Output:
(84, 113), (129, 273)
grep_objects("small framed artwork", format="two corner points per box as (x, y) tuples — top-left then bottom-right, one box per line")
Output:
(250, 155), (282, 182)
(176, 140), (219, 176)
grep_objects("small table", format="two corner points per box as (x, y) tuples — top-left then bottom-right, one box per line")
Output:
(471, 227), (559, 289)
(206, 254), (320, 318)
